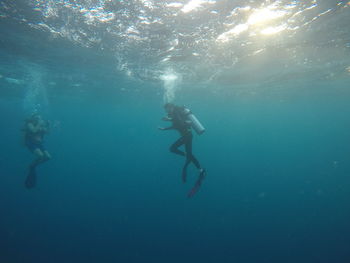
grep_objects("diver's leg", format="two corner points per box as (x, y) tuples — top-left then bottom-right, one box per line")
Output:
(25, 148), (44, 189)
(181, 134), (199, 182)
(182, 134), (206, 186)
(170, 136), (186, 156)
(186, 136), (206, 197)
(43, 150), (51, 162)
(186, 151), (206, 197)
(30, 149), (45, 168)
(184, 135), (201, 169)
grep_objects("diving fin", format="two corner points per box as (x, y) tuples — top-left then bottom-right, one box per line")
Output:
(187, 169), (206, 198)
(25, 166), (37, 189)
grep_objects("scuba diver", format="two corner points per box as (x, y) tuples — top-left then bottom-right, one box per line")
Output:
(159, 103), (206, 198)
(22, 113), (51, 189)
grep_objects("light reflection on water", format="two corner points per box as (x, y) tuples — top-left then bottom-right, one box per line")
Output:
(0, 0), (349, 90)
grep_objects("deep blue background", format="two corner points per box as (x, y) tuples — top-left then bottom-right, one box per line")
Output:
(1, 89), (350, 262)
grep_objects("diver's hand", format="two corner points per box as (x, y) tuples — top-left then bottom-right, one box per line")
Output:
(40, 126), (48, 133)
(162, 116), (171, 121)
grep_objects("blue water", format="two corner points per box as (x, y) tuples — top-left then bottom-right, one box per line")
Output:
(1, 1), (350, 262)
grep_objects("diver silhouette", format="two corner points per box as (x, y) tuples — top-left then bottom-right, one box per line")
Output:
(159, 103), (206, 197)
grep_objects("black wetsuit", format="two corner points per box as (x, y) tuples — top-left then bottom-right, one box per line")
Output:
(166, 106), (201, 172)
(23, 121), (46, 153)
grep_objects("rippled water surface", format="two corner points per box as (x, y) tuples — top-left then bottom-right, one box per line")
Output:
(1, 0), (349, 91)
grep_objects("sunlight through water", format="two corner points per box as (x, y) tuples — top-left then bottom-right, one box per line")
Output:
(0, 0), (349, 95)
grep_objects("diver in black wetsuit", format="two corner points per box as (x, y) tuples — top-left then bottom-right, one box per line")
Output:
(159, 103), (206, 197)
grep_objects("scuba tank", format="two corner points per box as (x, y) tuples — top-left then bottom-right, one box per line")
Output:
(182, 107), (205, 135)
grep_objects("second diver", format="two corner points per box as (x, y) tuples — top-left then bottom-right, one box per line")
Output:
(159, 103), (206, 198)
(22, 113), (51, 189)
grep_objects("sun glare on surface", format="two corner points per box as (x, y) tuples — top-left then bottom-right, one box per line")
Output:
(248, 8), (287, 25)
(181, 0), (216, 13)
(216, 2), (294, 43)
(261, 25), (287, 35)
(217, 24), (249, 42)
(166, 2), (183, 8)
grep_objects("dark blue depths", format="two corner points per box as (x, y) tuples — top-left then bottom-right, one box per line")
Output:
(1, 88), (350, 263)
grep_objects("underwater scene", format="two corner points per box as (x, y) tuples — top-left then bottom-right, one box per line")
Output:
(1, 0), (350, 262)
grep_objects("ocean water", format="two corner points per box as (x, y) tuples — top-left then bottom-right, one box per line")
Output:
(1, 1), (350, 262)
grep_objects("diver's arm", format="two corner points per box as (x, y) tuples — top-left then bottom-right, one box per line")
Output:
(162, 116), (172, 121)
(158, 126), (174, 131)
(41, 120), (50, 133)
(28, 121), (49, 134)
